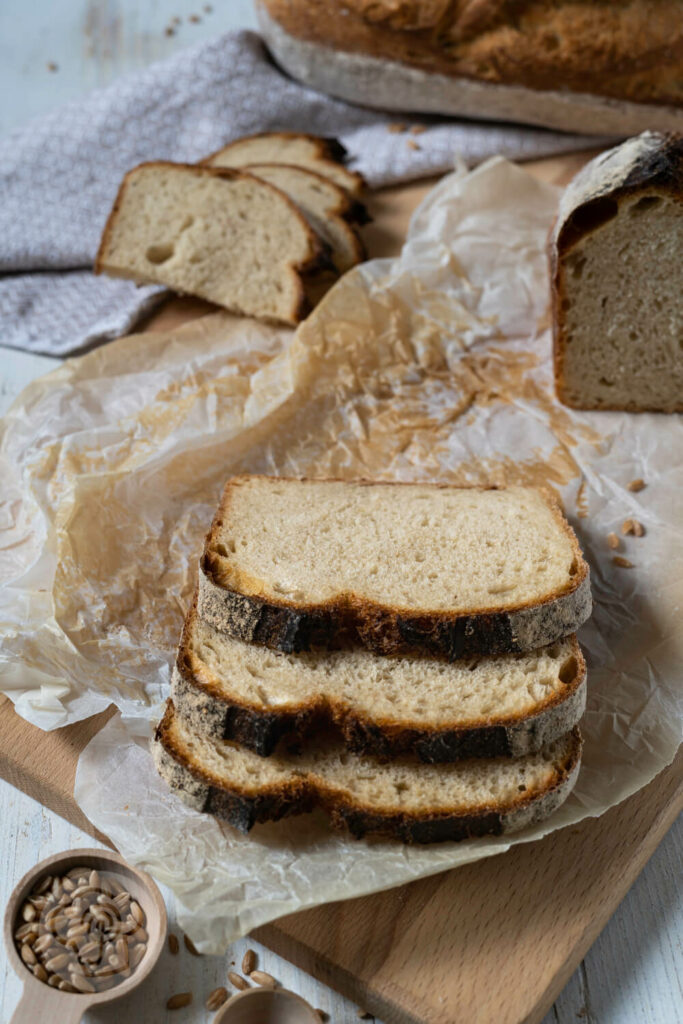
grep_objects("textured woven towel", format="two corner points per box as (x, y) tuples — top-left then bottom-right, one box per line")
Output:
(0, 30), (603, 356)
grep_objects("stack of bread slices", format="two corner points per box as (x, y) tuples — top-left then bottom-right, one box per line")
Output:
(153, 477), (592, 844)
(95, 133), (369, 326)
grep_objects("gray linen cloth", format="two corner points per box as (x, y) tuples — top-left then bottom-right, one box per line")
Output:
(0, 31), (605, 356)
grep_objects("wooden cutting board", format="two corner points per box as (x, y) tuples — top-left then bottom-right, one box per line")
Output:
(1, 148), (681, 1024)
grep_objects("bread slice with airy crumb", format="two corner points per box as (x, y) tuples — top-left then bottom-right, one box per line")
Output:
(95, 162), (331, 325)
(173, 597), (586, 760)
(238, 161), (369, 224)
(198, 476), (591, 658)
(202, 131), (365, 196)
(245, 163), (366, 273)
(551, 131), (683, 412)
(153, 700), (582, 842)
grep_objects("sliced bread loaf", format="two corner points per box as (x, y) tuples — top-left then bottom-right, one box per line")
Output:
(551, 131), (683, 412)
(174, 598), (586, 759)
(245, 163), (366, 272)
(198, 476), (591, 657)
(153, 700), (582, 842)
(95, 162), (331, 325)
(202, 131), (365, 196)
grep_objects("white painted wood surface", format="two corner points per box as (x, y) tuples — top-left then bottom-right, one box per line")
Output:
(0, 3), (681, 1021)
(0, 0), (259, 135)
(0, 775), (680, 1024)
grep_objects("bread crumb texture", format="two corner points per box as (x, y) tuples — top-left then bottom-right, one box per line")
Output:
(160, 701), (578, 816)
(186, 611), (581, 727)
(209, 479), (581, 612)
(558, 192), (682, 412)
(97, 164), (317, 324)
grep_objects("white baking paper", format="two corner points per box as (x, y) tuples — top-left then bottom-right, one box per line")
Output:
(1, 158), (681, 950)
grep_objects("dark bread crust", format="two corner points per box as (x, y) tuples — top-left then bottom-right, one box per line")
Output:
(173, 598), (587, 760)
(200, 131), (367, 196)
(551, 132), (683, 413)
(198, 476), (592, 658)
(94, 161), (334, 326)
(153, 701), (583, 843)
(153, 733), (311, 832)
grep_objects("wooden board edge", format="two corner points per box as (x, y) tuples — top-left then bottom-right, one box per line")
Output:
(0, 695), (115, 847)
(3, 680), (678, 1024)
(525, 759), (683, 1024)
(254, 752), (683, 1024)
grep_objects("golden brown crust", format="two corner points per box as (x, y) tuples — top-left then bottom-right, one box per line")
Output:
(200, 130), (350, 166)
(198, 475), (591, 658)
(246, 162), (371, 224)
(153, 700), (583, 842)
(551, 134), (683, 412)
(200, 131), (367, 196)
(244, 163), (367, 270)
(95, 161), (334, 326)
(263, 0), (683, 107)
(259, 0), (683, 107)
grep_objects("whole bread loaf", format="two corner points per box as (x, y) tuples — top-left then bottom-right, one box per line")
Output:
(551, 131), (683, 412)
(257, 0), (683, 134)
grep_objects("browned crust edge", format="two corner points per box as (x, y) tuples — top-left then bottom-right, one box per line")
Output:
(243, 162), (367, 269)
(201, 130), (350, 166)
(94, 161), (334, 325)
(257, 0), (683, 110)
(197, 475), (592, 658)
(152, 701), (583, 843)
(240, 162), (371, 225)
(173, 597), (587, 760)
(551, 133), (683, 413)
(200, 131), (367, 195)
(318, 212), (366, 270)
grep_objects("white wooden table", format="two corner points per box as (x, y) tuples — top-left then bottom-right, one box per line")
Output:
(0, 4), (681, 1022)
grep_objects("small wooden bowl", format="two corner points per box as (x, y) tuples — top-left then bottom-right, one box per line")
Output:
(4, 848), (166, 1024)
(214, 987), (322, 1024)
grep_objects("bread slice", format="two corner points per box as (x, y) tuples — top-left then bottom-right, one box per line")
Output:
(95, 162), (331, 325)
(174, 597), (586, 760)
(153, 700), (582, 842)
(244, 163), (366, 273)
(239, 161), (369, 224)
(198, 477), (591, 658)
(551, 131), (683, 413)
(202, 132), (366, 197)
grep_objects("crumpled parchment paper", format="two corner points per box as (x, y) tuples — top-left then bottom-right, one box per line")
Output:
(1, 158), (681, 950)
